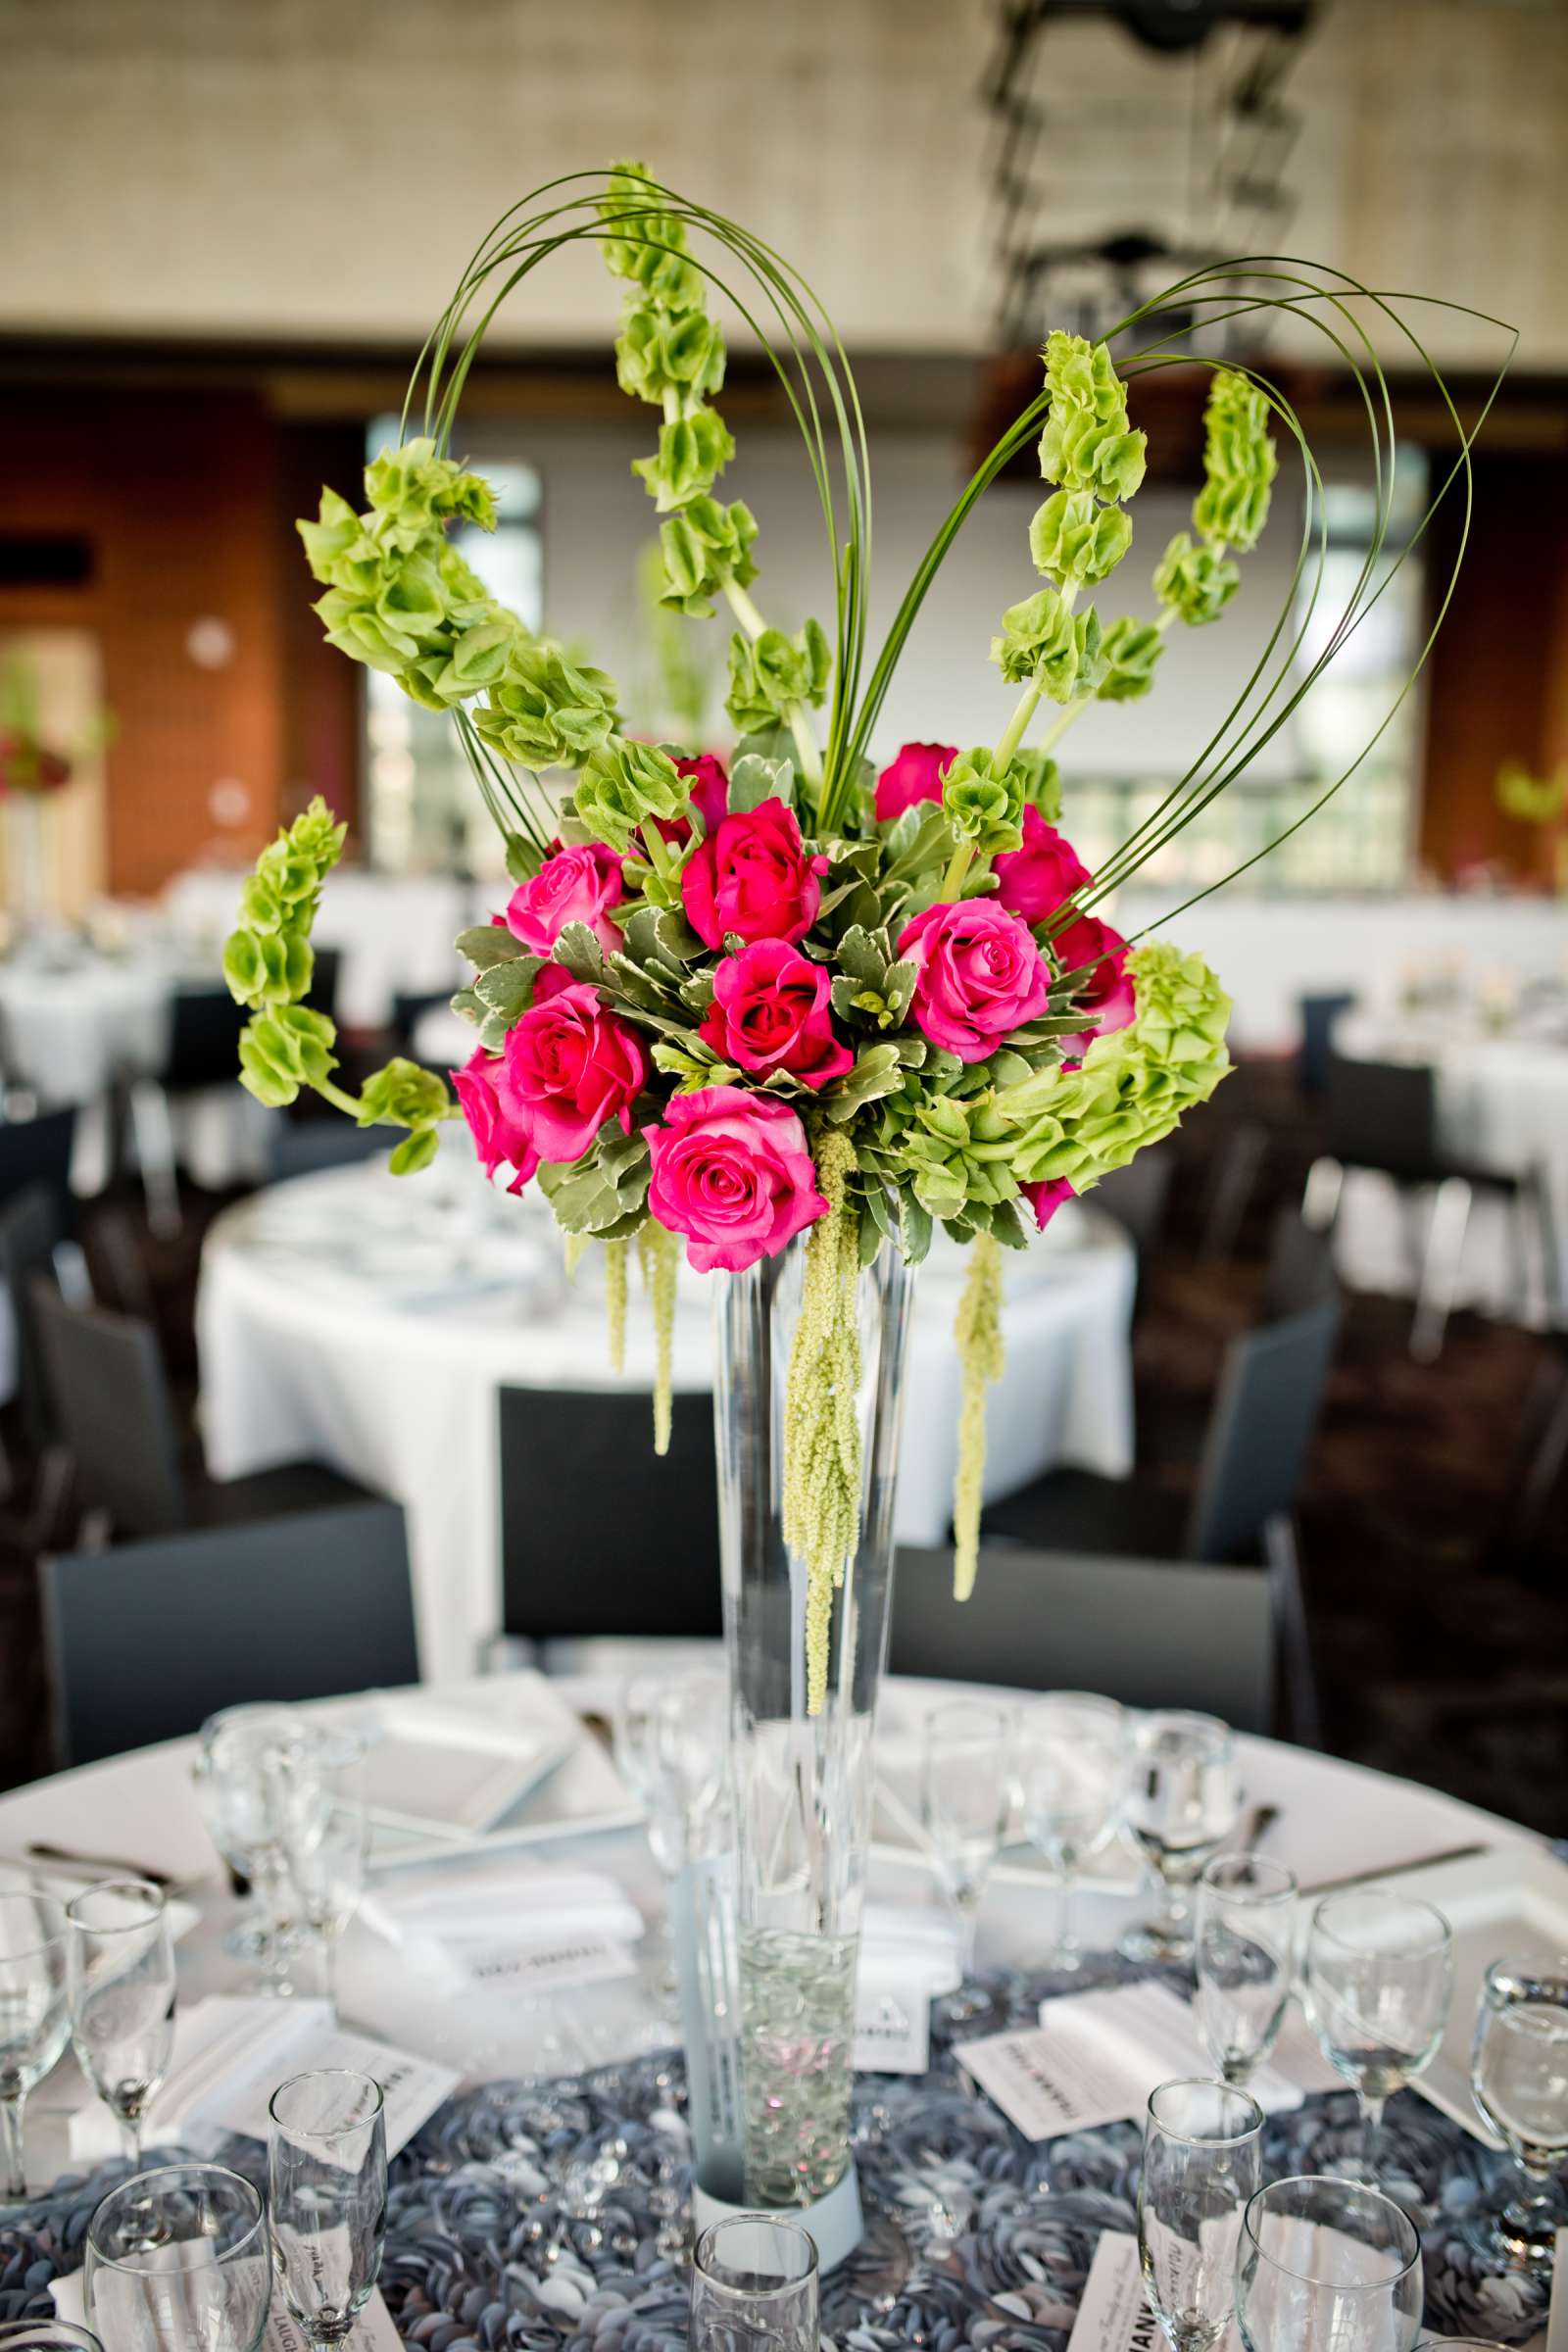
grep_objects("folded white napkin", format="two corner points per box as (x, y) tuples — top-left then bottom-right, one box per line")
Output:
(859, 1902), (961, 1996)
(358, 1856), (645, 1986)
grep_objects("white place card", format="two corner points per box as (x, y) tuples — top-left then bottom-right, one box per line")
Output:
(854, 1965), (931, 2075)
(53, 2267), (402, 2349)
(1067, 2232), (1242, 2352)
(457, 1932), (639, 1997)
(958, 2024), (1130, 2141)
(1036, 1981), (1335, 2113)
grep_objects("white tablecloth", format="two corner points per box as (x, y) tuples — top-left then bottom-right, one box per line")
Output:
(197, 1152), (1136, 1683)
(1109, 890), (1568, 1054)
(1332, 1014), (1568, 1320)
(0, 954), (172, 1102)
(165, 868), (484, 1032)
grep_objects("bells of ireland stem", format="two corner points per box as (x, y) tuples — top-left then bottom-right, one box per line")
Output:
(572, 737), (688, 856)
(470, 643), (619, 769)
(998, 943), (1232, 1193)
(1193, 368), (1278, 554)
(1038, 332), (1147, 503)
(658, 495), (759, 616)
(633, 410), (737, 513)
(223, 797), (346, 1012)
(1153, 532), (1242, 627)
(990, 588), (1103, 703)
(725, 617), (831, 737)
(1097, 615), (1166, 703)
(941, 748), (1027, 858)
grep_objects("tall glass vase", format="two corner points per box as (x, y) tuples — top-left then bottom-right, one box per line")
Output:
(713, 1235), (913, 2213)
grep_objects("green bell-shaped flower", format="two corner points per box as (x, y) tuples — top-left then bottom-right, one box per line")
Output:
(573, 737), (687, 854)
(990, 588), (1102, 702)
(1153, 531), (1242, 627)
(632, 412), (737, 514)
(614, 305), (726, 409)
(1030, 489), (1134, 587)
(658, 496), (758, 616)
(725, 619), (831, 735)
(1096, 614), (1166, 703)
(941, 747), (1027, 856)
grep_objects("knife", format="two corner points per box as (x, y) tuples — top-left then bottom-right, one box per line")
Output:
(1300, 1842), (1487, 1897)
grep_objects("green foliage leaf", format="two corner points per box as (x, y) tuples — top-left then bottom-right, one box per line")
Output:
(456, 923), (526, 970)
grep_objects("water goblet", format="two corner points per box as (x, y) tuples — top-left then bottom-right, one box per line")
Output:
(85, 2162), (272, 2350)
(1195, 1855), (1298, 2085)
(691, 2213), (819, 2352)
(66, 1880), (175, 2171)
(268, 2068), (388, 2346)
(1017, 1691), (1127, 1973)
(1303, 1889), (1453, 2179)
(1138, 2077), (1263, 2351)
(285, 1802), (368, 2028)
(193, 1703), (325, 1991)
(920, 1699), (1012, 2027)
(1120, 1713), (1242, 1966)
(615, 1670), (728, 1875)
(0, 1890), (71, 2200)
(0, 2325), (106, 2348)
(1236, 2175), (1423, 2352)
(1469, 1950), (1568, 2271)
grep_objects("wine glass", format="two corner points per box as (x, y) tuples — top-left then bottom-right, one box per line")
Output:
(1120, 1713), (1242, 1966)
(66, 1880), (175, 2170)
(1469, 1950), (1568, 2270)
(0, 1889), (71, 2200)
(615, 1672), (728, 1871)
(920, 1700), (1013, 2027)
(85, 2162), (272, 2350)
(1017, 1692), (1127, 1972)
(1303, 1889), (1453, 2179)
(1236, 2175), (1423, 2352)
(193, 1703), (327, 1992)
(691, 2213), (819, 2352)
(1195, 1855), (1298, 2086)
(1138, 2077), (1263, 2351)
(285, 1802), (368, 2028)
(268, 2068), (388, 2347)
(0, 2325), (106, 2348)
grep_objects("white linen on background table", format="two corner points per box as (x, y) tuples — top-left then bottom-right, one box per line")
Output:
(1331, 1014), (1568, 1321)
(196, 1160), (1136, 1683)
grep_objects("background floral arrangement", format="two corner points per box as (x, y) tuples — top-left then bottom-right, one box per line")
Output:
(221, 168), (1496, 1700)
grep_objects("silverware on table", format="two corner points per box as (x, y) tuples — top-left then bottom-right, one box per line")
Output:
(1300, 1841), (1488, 1897)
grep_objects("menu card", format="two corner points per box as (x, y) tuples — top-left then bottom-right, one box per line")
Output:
(1067, 2232), (1242, 2352)
(54, 2267), (402, 2349)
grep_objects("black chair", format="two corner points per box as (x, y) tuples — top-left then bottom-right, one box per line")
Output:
(28, 1281), (379, 1544)
(311, 948), (342, 1030)
(499, 1384), (721, 1645)
(0, 1106), (76, 1210)
(390, 987), (457, 1063)
(1309, 1052), (1554, 1358)
(40, 1499), (417, 1766)
(1259, 1204), (1340, 1324)
(1091, 1145), (1174, 1321)
(1297, 991), (1357, 1102)
(270, 1117), (389, 1182)
(0, 1185), (67, 1454)
(890, 1545), (1276, 1731)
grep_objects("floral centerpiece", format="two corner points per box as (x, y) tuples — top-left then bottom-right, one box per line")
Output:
(221, 167), (1497, 2229)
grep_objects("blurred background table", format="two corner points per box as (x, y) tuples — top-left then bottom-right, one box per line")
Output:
(196, 1159), (1137, 1681)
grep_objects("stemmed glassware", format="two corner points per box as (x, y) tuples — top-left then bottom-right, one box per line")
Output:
(1195, 1856), (1298, 2086)
(193, 1704), (329, 1993)
(614, 1671), (729, 1876)
(1121, 1713), (1242, 1966)
(0, 1889), (71, 2200)
(1302, 1889), (1453, 2179)
(1236, 2176), (1423, 2352)
(284, 1802), (368, 2027)
(66, 1880), (175, 2171)
(84, 2162), (272, 2350)
(920, 1700), (1013, 2027)
(690, 2213), (819, 2352)
(1138, 2078), (1263, 2351)
(1017, 1692), (1127, 1973)
(268, 2068), (388, 2347)
(1469, 1950), (1568, 2270)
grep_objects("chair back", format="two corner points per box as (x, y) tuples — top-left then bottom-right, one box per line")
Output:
(271, 1118), (388, 1182)
(1259, 1205), (1340, 1323)
(1323, 1053), (1439, 1183)
(498, 1384), (721, 1639)
(41, 1500), (416, 1765)
(1092, 1145), (1174, 1257)
(27, 1280), (188, 1536)
(0, 1184), (64, 1448)
(390, 988), (455, 1058)
(1297, 992), (1357, 1100)
(1185, 1298), (1342, 1564)
(0, 1106), (76, 1206)
(165, 987), (248, 1093)
(890, 1545), (1274, 1730)
(311, 948), (342, 1029)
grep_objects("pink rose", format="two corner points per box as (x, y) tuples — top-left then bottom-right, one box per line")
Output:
(1054, 911), (1136, 1034)
(895, 899), (1052, 1063)
(506, 842), (624, 957)
(875, 742), (957, 822)
(699, 939), (853, 1090)
(681, 797), (828, 951)
(500, 981), (649, 1163)
(994, 806), (1092, 925)
(646, 755), (732, 851)
(1022, 1177), (1075, 1232)
(646, 1086), (828, 1273)
(453, 1047), (538, 1193)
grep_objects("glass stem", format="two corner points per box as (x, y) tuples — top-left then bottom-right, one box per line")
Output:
(1055, 1865), (1079, 1969)
(1359, 2091), (1385, 2179)
(320, 1930), (339, 2026)
(122, 2110), (143, 2171)
(956, 1894), (979, 1984)
(0, 2091), (26, 2199)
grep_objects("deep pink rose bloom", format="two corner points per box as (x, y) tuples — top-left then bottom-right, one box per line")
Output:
(895, 899), (1052, 1063)
(500, 981), (649, 1164)
(646, 1086), (829, 1273)
(453, 1047), (539, 1193)
(681, 797), (828, 951)
(1054, 911), (1136, 1034)
(874, 742), (956, 823)
(1022, 1176), (1075, 1232)
(506, 842), (624, 957)
(644, 754), (732, 853)
(699, 939), (853, 1090)
(994, 806), (1092, 924)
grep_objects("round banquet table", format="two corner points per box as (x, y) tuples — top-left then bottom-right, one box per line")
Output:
(1332, 1012), (1568, 1323)
(0, 1673), (1552, 2346)
(196, 1152), (1138, 1683)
